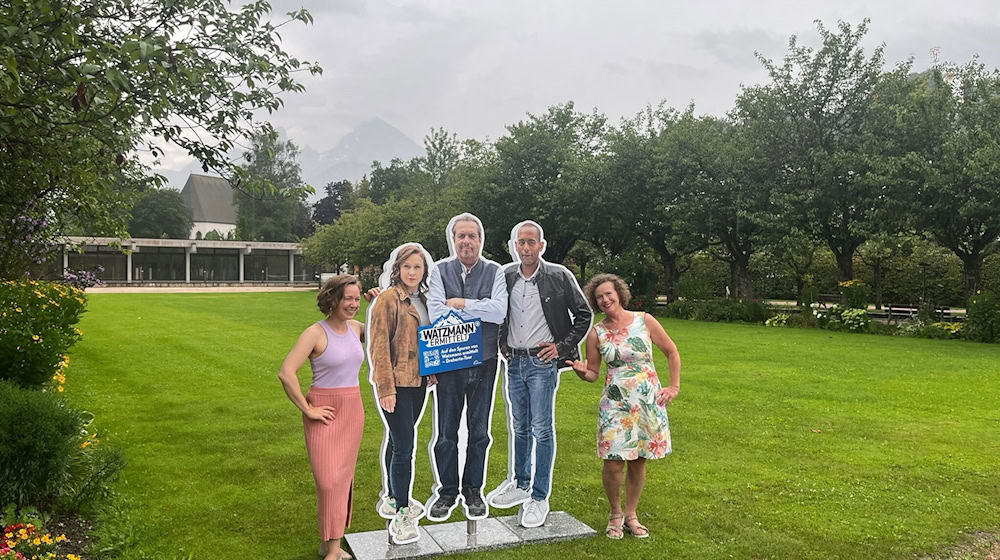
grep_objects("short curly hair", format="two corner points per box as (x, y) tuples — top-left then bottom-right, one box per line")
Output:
(583, 273), (631, 311)
(317, 274), (360, 316)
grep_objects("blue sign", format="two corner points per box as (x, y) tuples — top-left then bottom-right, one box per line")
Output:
(418, 311), (483, 376)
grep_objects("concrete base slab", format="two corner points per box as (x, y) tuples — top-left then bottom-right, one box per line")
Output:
(496, 510), (597, 543)
(344, 525), (443, 559)
(344, 511), (593, 560)
(423, 518), (520, 552)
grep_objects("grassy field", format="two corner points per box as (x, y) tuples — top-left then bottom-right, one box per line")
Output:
(66, 292), (1000, 559)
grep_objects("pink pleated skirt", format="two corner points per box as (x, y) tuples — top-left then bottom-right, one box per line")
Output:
(303, 386), (364, 540)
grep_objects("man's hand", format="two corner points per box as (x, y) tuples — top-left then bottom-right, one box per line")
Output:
(445, 297), (466, 309)
(537, 342), (559, 362)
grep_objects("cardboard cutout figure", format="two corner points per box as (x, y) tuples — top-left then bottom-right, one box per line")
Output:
(423, 213), (508, 522)
(364, 242), (436, 544)
(485, 220), (593, 528)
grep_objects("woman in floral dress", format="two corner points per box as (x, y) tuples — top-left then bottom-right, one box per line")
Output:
(570, 274), (681, 540)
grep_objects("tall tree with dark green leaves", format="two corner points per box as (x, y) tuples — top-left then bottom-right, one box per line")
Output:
(470, 102), (607, 262)
(602, 105), (709, 302)
(736, 20), (910, 284)
(128, 189), (193, 239)
(0, 0), (319, 278)
(910, 63), (1000, 301)
(312, 180), (353, 226)
(234, 131), (314, 242)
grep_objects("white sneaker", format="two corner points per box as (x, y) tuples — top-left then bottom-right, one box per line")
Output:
(378, 496), (424, 519)
(488, 482), (531, 508)
(519, 498), (549, 528)
(388, 506), (420, 545)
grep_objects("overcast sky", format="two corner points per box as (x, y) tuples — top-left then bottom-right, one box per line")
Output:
(159, 0), (1000, 171)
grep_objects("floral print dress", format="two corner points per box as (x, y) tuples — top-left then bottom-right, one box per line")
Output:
(594, 312), (671, 460)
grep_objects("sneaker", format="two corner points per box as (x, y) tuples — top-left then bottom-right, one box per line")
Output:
(519, 498), (549, 528)
(462, 489), (488, 519)
(378, 496), (424, 519)
(488, 482), (531, 508)
(387, 507), (420, 545)
(427, 494), (457, 521)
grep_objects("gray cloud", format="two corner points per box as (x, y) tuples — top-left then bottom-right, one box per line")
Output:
(157, 1), (1000, 174)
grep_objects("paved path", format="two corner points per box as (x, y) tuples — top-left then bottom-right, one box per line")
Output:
(85, 286), (316, 293)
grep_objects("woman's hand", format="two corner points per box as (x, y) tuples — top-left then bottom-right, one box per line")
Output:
(656, 385), (679, 407)
(304, 405), (336, 424)
(427, 374), (438, 387)
(380, 395), (396, 413)
(364, 287), (382, 302)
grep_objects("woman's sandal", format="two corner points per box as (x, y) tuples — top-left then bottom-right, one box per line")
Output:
(623, 514), (649, 538)
(606, 512), (625, 540)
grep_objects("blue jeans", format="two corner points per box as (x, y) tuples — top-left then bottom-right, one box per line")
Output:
(433, 357), (498, 497)
(506, 354), (558, 500)
(382, 384), (427, 509)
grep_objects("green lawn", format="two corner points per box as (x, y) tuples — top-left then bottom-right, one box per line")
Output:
(67, 292), (1000, 559)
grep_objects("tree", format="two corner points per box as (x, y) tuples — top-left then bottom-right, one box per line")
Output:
(470, 102), (607, 262)
(312, 180), (353, 226)
(0, 0), (319, 278)
(234, 131), (314, 242)
(602, 105), (709, 302)
(910, 63), (1000, 301)
(651, 112), (771, 299)
(736, 20), (908, 285)
(128, 189), (193, 239)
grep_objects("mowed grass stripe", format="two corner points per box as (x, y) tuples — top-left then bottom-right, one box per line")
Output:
(66, 293), (1000, 560)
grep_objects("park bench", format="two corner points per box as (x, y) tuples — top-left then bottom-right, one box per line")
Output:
(868, 304), (957, 323)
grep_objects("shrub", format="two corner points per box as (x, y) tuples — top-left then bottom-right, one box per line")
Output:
(867, 321), (897, 336)
(765, 313), (790, 327)
(0, 382), (123, 515)
(0, 280), (86, 388)
(963, 290), (1000, 343)
(629, 291), (660, 315)
(0, 381), (84, 509)
(663, 298), (768, 324)
(840, 308), (871, 332)
(784, 312), (813, 328)
(895, 319), (960, 340)
(663, 298), (697, 319)
(839, 280), (871, 309)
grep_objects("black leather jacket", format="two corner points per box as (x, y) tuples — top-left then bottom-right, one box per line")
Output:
(499, 260), (593, 365)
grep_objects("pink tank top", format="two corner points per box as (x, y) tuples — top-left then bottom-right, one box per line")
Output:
(309, 321), (364, 388)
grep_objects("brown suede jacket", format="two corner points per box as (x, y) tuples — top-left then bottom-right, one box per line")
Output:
(368, 284), (423, 398)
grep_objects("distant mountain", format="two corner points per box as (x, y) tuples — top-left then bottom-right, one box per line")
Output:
(300, 117), (424, 193)
(156, 117), (424, 200)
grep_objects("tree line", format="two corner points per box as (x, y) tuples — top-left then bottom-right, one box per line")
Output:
(302, 21), (1000, 306)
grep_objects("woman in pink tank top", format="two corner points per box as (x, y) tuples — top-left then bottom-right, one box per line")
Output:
(279, 274), (366, 560)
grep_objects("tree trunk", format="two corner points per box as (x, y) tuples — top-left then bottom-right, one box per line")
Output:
(831, 247), (855, 304)
(871, 257), (883, 310)
(794, 276), (806, 306)
(960, 252), (983, 305)
(660, 252), (681, 303)
(833, 249), (854, 284)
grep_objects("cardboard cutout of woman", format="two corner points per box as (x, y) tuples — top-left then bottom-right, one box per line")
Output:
(365, 242), (436, 544)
